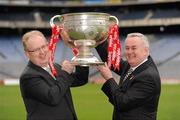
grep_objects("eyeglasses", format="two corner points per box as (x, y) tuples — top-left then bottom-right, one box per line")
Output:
(26, 43), (48, 53)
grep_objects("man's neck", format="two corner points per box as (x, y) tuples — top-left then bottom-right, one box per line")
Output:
(131, 58), (148, 71)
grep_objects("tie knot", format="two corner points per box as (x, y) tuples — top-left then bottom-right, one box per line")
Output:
(122, 68), (133, 83)
(127, 68), (133, 74)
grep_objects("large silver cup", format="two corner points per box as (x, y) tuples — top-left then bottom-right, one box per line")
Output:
(50, 12), (119, 66)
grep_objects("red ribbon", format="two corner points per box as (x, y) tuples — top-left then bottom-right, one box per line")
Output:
(72, 48), (79, 56)
(49, 25), (78, 76)
(49, 25), (61, 76)
(108, 24), (121, 71)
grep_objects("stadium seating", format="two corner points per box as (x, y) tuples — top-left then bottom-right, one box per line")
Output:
(0, 37), (26, 62)
(0, 0), (180, 81)
(118, 10), (148, 20)
(152, 9), (180, 19)
(0, 12), (34, 21)
(0, 34), (180, 79)
(150, 35), (180, 62)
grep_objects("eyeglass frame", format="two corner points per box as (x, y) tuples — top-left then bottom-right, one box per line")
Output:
(26, 43), (49, 53)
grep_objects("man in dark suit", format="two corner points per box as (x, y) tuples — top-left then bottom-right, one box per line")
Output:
(20, 30), (89, 120)
(96, 33), (161, 120)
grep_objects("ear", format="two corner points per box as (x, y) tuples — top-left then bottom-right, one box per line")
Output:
(144, 47), (149, 55)
(25, 51), (30, 59)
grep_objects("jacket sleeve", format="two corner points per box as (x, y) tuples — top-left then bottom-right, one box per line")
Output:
(54, 63), (89, 87)
(96, 41), (127, 76)
(71, 66), (89, 87)
(95, 40), (108, 62)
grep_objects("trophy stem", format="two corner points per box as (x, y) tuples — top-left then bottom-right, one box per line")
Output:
(71, 40), (104, 66)
(75, 40), (95, 56)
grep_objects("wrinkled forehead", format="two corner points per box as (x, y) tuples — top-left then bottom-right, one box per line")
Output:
(26, 35), (47, 47)
(28, 34), (47, 42)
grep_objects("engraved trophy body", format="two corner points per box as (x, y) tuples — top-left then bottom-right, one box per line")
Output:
(50, 12), (118, 66)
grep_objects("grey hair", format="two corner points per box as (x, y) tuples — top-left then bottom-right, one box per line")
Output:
(127, 32), (149, 48)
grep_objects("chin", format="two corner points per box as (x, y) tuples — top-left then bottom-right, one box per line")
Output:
(129, 62), (135, 67)
(40, 62), (48, 67)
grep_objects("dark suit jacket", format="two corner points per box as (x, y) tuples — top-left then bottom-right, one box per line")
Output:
(96, 41), (161, 120)
(20, 61), (89, 120)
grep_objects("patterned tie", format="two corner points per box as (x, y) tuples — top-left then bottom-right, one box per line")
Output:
(122, 68), (133, 82)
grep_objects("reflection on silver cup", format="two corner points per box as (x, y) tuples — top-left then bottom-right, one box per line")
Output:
(50, 12), (118, 66)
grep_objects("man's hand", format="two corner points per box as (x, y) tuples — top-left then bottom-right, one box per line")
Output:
(61, 60), (75, 74)
(96, 62), (113, 80)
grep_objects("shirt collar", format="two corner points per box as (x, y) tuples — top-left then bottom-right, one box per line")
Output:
(131, 58), (148, 71)
(42, 65), (50, 71)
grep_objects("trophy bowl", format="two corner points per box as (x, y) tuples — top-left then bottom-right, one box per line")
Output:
(50, 12), (118, 66)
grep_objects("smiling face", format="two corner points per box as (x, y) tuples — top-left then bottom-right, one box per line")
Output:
(22, 31), (50, 67)
(124, 33), (149, 67)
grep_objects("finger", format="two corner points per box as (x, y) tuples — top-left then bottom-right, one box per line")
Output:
(104, 62), (108, 67)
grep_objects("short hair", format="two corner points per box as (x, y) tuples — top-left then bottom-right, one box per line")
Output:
(126, 32), (149, 48)
(22, 30), (46, 50)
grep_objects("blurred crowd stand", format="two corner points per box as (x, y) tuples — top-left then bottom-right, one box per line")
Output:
(0, 0), (180, 84)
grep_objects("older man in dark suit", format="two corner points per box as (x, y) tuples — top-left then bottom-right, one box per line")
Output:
(20, 30), (89, 120)
(96, 33), (161, 120)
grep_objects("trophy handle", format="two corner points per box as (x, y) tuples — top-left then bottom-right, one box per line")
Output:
(109, 16), (119, 25)
(50, 15), (64, 27)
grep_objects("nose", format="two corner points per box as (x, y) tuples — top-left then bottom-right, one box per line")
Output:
(127, 49), (132, 53)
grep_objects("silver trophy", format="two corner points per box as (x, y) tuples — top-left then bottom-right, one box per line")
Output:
(50, 12), (118, 66)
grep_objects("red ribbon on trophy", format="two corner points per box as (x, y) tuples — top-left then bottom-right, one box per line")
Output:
(49, 25), (78, 76)
(108, 24), (121, 71)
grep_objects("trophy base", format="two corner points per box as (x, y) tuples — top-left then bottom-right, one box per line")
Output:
(71, 55), (104, 66)
(71, 61), (104, 66)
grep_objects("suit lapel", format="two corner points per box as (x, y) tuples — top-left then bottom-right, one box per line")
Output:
(120, 56), (153, 90)
(28, 61), (56, 85)
(132, 56), (153, 76)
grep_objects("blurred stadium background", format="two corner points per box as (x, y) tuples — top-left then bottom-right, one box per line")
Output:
(0, 0), (180, 84)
